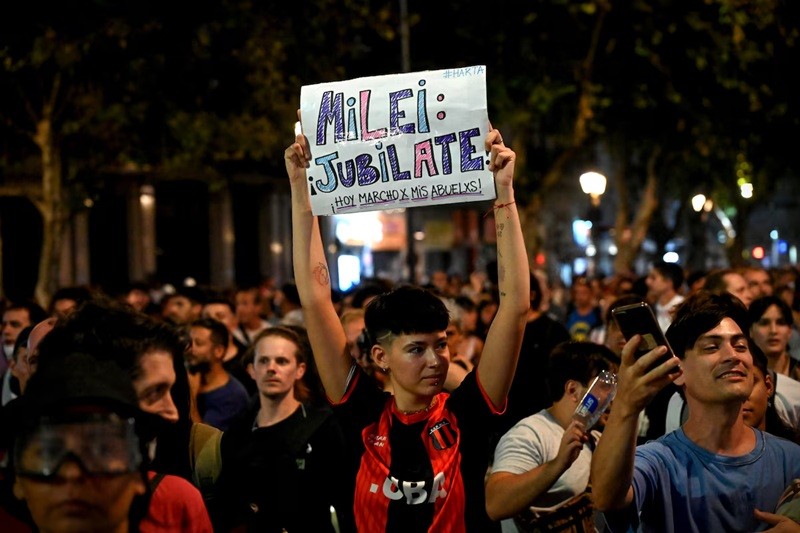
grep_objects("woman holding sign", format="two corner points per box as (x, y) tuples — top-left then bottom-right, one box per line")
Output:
(286, 121), (528, 532)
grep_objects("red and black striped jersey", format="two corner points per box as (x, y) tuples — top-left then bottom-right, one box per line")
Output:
(333, 370), (504, 532)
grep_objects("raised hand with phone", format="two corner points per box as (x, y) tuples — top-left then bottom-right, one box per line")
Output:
(592, 291), (800, 533)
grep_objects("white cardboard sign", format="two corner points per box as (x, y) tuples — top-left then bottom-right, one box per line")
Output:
(300, 66), (495, 216)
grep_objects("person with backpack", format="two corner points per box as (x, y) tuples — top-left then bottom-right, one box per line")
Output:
(4, 352), (212, 533)
(211, 326), (354, 532)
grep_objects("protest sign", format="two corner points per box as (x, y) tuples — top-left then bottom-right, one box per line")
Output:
(299, 66), (495, 216)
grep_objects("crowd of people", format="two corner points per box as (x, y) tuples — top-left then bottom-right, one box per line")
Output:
(1, 126), (800, 532)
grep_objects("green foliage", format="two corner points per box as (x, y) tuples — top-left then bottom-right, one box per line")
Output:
(1, 0), (798, 261)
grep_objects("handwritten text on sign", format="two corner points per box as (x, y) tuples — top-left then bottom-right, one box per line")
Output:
(300, 66), (494, 216)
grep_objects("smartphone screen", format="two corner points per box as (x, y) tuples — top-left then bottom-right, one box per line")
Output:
(611, 302), (679, 373)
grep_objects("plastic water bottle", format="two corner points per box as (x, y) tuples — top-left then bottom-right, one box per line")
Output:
(573, 370), (618, 430)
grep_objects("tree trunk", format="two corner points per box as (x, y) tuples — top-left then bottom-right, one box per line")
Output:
(0, 216), (4, 300)
(686, 211), (709, 272)
(725, 201), (749, 268)
(33, 114), (65, 308)
(612, 147), (660, 273)
(517, 1), (610, 271)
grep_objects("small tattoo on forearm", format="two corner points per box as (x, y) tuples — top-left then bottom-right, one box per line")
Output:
(500, 291), (507, 297)
(313, 262), (330, 286)
(497, 223), (505, 237)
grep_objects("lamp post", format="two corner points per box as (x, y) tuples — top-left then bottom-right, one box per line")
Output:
(689, 194), (710, 271)
(579, 172), (607, 275)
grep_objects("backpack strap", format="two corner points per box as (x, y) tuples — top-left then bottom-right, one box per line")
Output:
(149, 471), (167, 493)
(287, 404), (332, 459)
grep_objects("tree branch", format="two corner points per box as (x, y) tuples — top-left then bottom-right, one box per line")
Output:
(541, 0), (610, 193)
(629, 147), (661, 247)
(0, 113), (35, 141)
(45, 72), (61, 117)
(0, 184), (44, 205)
(613, 146), (661, 273)
(572, 0), (610, 147)
(13, 80), (41, 128)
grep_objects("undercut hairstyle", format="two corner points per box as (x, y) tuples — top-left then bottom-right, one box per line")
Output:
(665, 291), (750, 359)
(546, 341), (613, 403)
(191, 318), (229, 348)
(748, 296), (794, 328)
(364, 285), (450, 342)
(652, 261), (685, 292)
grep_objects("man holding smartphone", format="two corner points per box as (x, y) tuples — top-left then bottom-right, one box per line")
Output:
(592, 291), (800, 532)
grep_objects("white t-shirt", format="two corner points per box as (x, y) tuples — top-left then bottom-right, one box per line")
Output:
(774, 373), (800, 430)
(655, 294), (685, 333)
(236, 319), (271, 346)
(492, 409), (592, 511)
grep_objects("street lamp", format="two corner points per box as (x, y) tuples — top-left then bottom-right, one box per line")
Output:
(691, 193), (714, 214)
(579, 171), (607, 207)
(579, 171), (607, 276)
(691, 194), (706, 213)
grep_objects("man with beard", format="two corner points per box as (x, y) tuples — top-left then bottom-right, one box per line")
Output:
(187, 318), (249, 431)
(162, 288), (204, 326)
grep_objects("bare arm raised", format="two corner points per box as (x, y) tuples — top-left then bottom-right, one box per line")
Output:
(590, 335), (682, 511)
(476, 128), (530, 409)
(286, 132), (351, 402)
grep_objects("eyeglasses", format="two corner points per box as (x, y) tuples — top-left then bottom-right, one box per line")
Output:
(14, 414), (142, 480)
